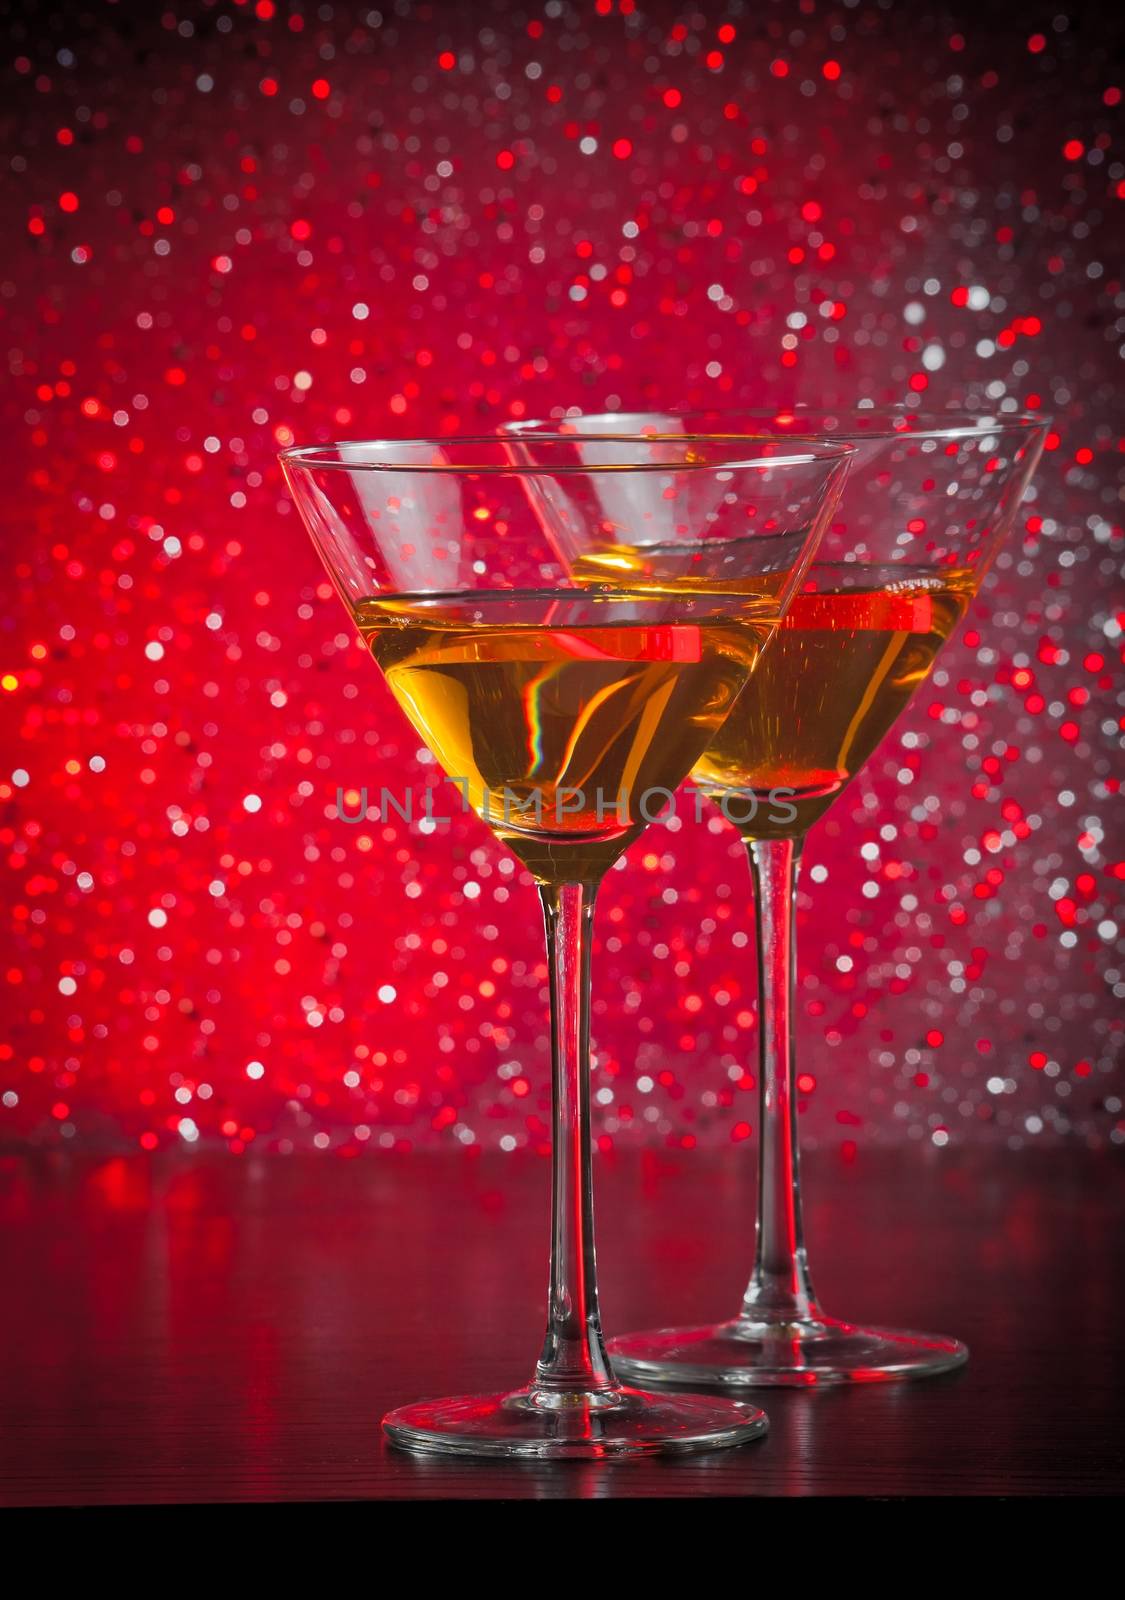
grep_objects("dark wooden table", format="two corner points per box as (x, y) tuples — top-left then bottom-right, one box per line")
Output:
(1, 1145), (1122, 1502)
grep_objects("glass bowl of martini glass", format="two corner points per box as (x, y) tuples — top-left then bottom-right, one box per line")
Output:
(280, 435), (851, 1453)
(507, 409), (1047, 1386)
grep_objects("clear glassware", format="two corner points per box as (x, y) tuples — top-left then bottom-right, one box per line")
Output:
(507, 410), (1047, 1386)
(279, 435), (851, 1452)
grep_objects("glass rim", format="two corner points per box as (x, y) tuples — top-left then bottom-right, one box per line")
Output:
(278, 435), (854, 475)
(503, 408), (1051, 443)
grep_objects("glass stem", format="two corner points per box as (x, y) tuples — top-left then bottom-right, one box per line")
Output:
(532, 880), (617, 1401)
(740, 836), (820, 1327)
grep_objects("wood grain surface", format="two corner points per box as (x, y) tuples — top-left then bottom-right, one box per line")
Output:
(2, 1146), (1122, 1502)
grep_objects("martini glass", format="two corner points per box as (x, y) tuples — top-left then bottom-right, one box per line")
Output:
(280, 436), (850, 1453)
(508, 410), (1047, 1386)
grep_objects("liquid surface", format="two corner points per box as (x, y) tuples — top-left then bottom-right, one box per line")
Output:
(357, 591), (770, 882)
(569, 535), (795, 599)
(692, 564), (975, 838)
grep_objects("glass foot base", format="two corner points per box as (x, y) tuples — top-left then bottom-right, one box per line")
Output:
(608, 1316), (969, 1389)
(383, 1384), (769, 1460)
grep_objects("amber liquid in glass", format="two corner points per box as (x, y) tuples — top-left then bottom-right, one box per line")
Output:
(692, 563), (975, 837)
(569, 536), (791, 599)
(357, 591), (770, 882)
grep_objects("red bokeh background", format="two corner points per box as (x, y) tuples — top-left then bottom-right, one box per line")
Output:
(1, 0), (1121, 1155)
